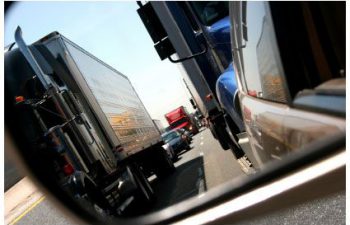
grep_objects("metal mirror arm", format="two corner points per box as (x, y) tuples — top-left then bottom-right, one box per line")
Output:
(168, 43), (207, 63)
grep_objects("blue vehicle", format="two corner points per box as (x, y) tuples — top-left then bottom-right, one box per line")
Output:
(189, 2), (245, 136)
(162, 130), (191, 155)
(138, 2), (251, 166)
(216, 64), (245, 136)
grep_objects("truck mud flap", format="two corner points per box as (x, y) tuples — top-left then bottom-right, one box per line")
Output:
(148, 146), (175, 179)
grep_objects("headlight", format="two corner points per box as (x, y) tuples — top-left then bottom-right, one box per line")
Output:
(162, 143), (170, 150)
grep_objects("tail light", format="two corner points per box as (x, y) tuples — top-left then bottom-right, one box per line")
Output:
(205, 94), (213, 101)
(15, 95), (25, 103)
(62, 156), (75, 176)
(115, 146), (124, 152)
(247, 90), (257, 97)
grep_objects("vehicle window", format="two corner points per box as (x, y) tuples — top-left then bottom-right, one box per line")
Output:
(267, 2), (346, 112)
(240, 2), (289, 103)
(240, 2), (345, 106)
(169, 117), (188, 128)
(189, 2), (229, 26)
(178, 2), (200, 32)
(162, 132), (179, 142)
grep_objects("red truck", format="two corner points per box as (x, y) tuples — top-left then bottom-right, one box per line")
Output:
(165, 106), (199, 134)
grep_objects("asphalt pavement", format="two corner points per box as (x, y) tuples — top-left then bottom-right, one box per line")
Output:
(5, 128), (345, 225)
(150, 127), (246, 211)
(15, 198), (82, 225)
(7, 127), (246, 224)
(5, 148), (24, 191)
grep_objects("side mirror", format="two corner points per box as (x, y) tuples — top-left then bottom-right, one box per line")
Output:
(137, 1), (207, 63)
(189, 98), (197, 109)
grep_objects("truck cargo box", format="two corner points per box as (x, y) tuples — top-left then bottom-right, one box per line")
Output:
(35, 33), (162, 158)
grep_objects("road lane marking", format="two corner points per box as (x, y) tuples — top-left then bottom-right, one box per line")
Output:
(198, 168), (203, 177)
(200, 142), (203, 145)
(198, 193), (205, 198)
(9, 196), (46, 225)
(271, 154), (282, 160)
(200, 136), (204, 140)
(197, 180), (205, 194)
(199, 152), (204, 156)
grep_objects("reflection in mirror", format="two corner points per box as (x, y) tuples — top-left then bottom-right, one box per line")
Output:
(4, 1), (345, 224)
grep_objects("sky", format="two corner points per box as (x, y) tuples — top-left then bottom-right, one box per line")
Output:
(4, 1), (194, 126)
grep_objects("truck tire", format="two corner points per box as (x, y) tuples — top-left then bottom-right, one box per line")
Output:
(154, 147), (175, 179)
(224, 113), (240, 143)
(82, 179), (112, 214)
(212, 120), (255, 174)
(210, 121), (230, 150)
(185, 141), (191, 150)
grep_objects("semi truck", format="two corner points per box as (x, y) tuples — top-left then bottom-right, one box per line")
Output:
(137, 2), (251, 168)
(164, 106), (198, 134)
(5, 28), (175, 216)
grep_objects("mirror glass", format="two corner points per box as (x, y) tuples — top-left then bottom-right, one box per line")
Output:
(4, 1), (345, 224)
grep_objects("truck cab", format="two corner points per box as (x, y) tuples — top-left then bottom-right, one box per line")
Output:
(187, 2), (246, 134)
(165, 106), (199, 135)
(187, 2), (232, 69)
(137, 2), (250, 168)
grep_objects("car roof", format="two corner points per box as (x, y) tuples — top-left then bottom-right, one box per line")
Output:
(161, 130), (179, 137)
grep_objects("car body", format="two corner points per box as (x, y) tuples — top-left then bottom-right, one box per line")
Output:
(230, 1), (345, 169)
(161, 130), (190, 155)
(162, 143), (176, 161)
(176, 128), (193, 143)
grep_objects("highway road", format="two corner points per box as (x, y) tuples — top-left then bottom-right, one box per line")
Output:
(8, 128), (247, 224)
(5, 128), (345, 225)
(5, 149), (24, 191)
(149, 127), (247, 212)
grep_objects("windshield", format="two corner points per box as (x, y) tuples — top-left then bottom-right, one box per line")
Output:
(189, 1), (229, 26)
(162, 131), (180, 143)
(170, 117), (189, 129)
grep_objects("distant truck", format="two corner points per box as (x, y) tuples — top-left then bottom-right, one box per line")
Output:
(165, 106), (199, 135)
(5, 28), (175, 216)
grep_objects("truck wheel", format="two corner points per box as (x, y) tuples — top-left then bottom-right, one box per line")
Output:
(82, 179), (112, 214)
(185, 140), (191, 150)
(224, 113), (240, 142)
(210, 122), (230, 150)
(213, 122), (256, 174)
(170, 148), (178, 161)
(154, 147), (175, 179)
(223, 113), (246, 158)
